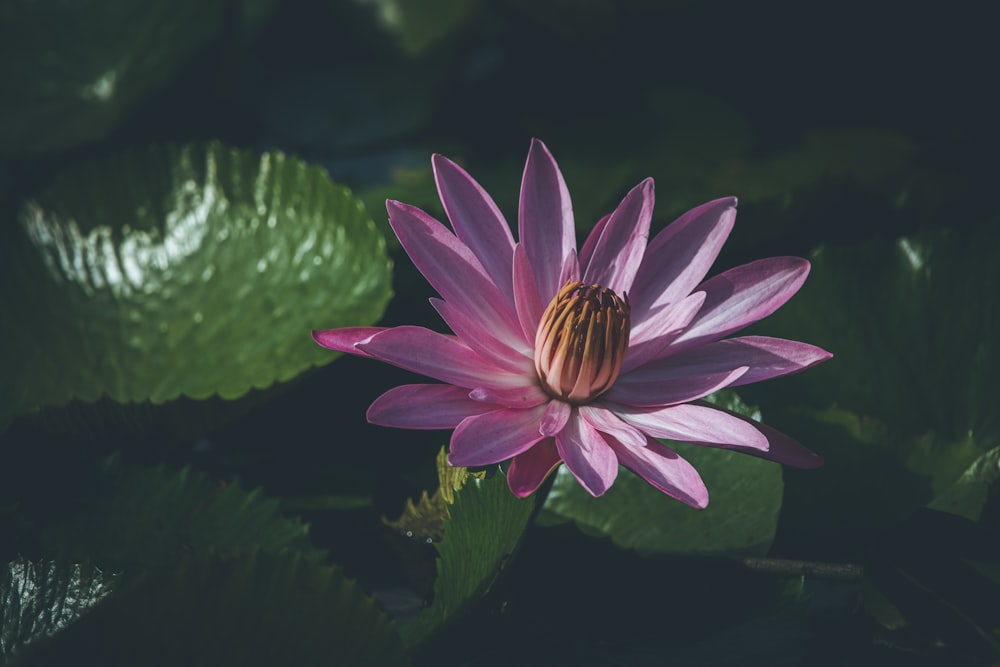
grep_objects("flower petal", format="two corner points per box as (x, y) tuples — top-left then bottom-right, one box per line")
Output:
(580, 178), (654, 295)
(431, 298), (533, 374)
(671, 257), (811, 352)
(633, 335), (832, 386)
(539, 399), (572, 436)
(513, 243), (546, 342)
(387, 200), (522, 340)
(622, 291), (706, 373)
(433, 154), (516, 303)
(612, 402), (769, 450)
(555, 411), (619, 497)
(578, 404), (648, 449)
(358, 326), (525, 390)
(578, 213), (611, 270)
(629, 197), (737, 326)
(469, 385), (551, 409)
(311, 327), (387, 357)
(519, 139), (576, 304)
(694, 401), (824, 468)
(608, 435), (709, 509)
(606, 366), (748, 407)
(449, 403), (550, 466)
(367, 384), (497, 429)
(507, 438), (562, 498)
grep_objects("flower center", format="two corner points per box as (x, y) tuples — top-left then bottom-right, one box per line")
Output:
(534, 280), (631, 404)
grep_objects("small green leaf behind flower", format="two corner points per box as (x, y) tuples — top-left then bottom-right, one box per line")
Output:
(396, 451), (535, 648)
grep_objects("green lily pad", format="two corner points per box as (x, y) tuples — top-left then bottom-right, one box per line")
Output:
(42, 461), (325, 572)
(0, 0), (225, 155)
(0, 142), (392, 429)
(538, 391), (783, 556)
(14, 550), (407, 667)
(929, 445), (1000, 524)
(1, 558), (117, 661)
(399, 467), (535, 648)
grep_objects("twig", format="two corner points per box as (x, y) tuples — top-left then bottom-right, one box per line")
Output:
(738, 557), (865, 582)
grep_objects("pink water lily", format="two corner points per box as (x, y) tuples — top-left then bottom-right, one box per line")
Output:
(314, 139), (831, 507)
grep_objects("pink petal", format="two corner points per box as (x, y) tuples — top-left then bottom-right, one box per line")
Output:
(431, 298), (533, 374)
(671, 257), (811, 352)
(507, 438), (562, 498)
(578, 213), (611, 270)
(632, 335), (832, 386)
(513, 243), (546, 342)
(629, 197), (737, 326)
(539, 399), (572, 436)
(694, 401), (824, 468)
(519, 139), (576, 304)
(367, 384), (497, 429)
(387, 200), (522, 342)
(469, 385), (551, 409)
(608, 435), (709, 509)
(612, 402), (769, 450)
(311, 327), (387, 357)
(555, 411), (619, 497)
(580, 178), (654, 295)
(357, 326), (526, 390)
(606, 366), (748, 407)
(449, 403), (550, 466)
(432, 154), (516, 303)
(622, 291), (706, 373)
(578, 404), (648, 449)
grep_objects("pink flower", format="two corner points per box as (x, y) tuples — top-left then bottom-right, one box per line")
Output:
(314, 139), (831, 507)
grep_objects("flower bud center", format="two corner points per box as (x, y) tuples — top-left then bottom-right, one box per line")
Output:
(534, 280), (631, 404)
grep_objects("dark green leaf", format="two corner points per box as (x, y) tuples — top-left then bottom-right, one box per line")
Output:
(0, 1), (225, 155)
(42, 462), (324, 572)
(539, 391), (782, 556)
(1, 558), (116, 661)
(400, 470), (535, 647)
(929, 446), (1000, 523)
(14, 551), (408, 667)
(357, 0), (478, 55)
(0, 142), (392, 428)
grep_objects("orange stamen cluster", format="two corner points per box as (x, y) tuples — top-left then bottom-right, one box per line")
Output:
(534, 280), (631, 403)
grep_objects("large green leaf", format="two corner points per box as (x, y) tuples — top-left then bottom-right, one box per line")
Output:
(1, 558), (116, 661)
(13, 550), (408, 667)
(0, 142), (392, 429)
(0, 1), (225, 155)
(399, 468), (535, 648)
(538, 391), (783, 556)
(42, 461), (325, 572)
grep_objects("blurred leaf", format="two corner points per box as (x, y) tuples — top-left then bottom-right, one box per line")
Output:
(385, 448), (477, 542)
(539, 391), (783, 556)
(714, 129), (916, 205)
(863, 509), (1000, 662)
(14, 550), (407, 667)
(753, 229), (999, 446)
(355, 0), (478, 55)
(400, 467), (535, 647)
(929, 446), (1000, 523)
(0, 0), (225, 155)
(1, 558), (116, 661)
(0, 142), (392, 429)
(42, 462), (324, 572)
